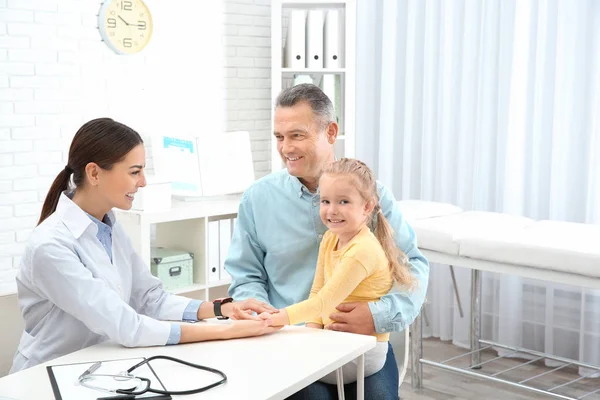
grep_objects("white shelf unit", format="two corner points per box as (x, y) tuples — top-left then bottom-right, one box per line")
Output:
(114, 196), (241, 301)
(271, 0), (356, 172)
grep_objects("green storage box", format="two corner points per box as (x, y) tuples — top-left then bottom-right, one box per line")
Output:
(151, 247), (194, 291)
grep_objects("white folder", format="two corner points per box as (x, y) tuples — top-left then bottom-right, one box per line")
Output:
(219, 219), (232, 281)
(208, 221), (220, 283)
(306, 10), (324, 68)
(284, 10), (306, 68)
(324, 9), (342, 68)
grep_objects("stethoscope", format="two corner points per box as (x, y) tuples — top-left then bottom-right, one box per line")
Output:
(78, 355), (227, 396)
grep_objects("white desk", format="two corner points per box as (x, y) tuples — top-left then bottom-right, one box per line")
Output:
(0, 325), (376, 400)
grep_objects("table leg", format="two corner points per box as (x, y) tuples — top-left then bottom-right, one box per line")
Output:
(450, 265), (464, 318)
(470, 269), (482, 368)
(357, 354), (364, 400)
(410, 311), (423, 389)
(336, 367), (345, 400)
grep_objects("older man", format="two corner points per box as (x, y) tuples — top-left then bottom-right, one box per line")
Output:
(226, 84), (429, 399)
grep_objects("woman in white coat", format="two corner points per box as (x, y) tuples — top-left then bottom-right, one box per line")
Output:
(11, 118), (278, 372)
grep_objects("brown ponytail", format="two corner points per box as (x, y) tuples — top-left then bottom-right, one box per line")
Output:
(38, 118), (143, 225)
(373, 206), (413, 288)
(321, 158), (414, 288)
(38, 167), (73, 225)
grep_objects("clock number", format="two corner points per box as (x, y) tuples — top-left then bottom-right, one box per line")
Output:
(138, 20), (146, 30)
(122, 1), (133, 11)
(123, 38), (133, 48)
(107, 17), (117, 29)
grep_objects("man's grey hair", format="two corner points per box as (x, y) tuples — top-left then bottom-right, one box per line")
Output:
(275, 83), (335, 129)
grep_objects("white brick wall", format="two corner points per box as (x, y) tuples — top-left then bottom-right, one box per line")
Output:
(223, 0), (272, 176)
(0, 0), (272, 281)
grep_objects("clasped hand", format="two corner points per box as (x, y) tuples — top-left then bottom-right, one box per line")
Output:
(250, 302), (377, 335)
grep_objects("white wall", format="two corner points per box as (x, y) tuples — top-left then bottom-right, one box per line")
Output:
(0, 0), (272, 285)
(223, 0), (272, 175)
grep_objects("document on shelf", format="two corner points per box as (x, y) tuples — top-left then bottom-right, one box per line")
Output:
(284, 9), (307, 68)
(306, 10), (324, 68)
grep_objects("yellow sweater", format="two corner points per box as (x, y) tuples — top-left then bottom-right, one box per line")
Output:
(286, 225), (393, 342)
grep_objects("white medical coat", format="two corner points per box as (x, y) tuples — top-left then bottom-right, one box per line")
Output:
(10, 193), (190, 372)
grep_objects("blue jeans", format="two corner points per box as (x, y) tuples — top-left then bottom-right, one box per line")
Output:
(286, 342), (399, 400)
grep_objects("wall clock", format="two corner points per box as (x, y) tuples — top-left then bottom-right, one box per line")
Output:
(98, 0), (153, 55)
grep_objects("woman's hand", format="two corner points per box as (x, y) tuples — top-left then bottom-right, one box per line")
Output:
(224, 319), (282, 339)
(180, 319), (281, 343)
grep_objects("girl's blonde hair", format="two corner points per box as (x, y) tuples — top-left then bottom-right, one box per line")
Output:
(321, 158), (413, 288)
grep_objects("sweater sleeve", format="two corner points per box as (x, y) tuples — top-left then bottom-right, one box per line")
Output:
(286, 255), (369, 325)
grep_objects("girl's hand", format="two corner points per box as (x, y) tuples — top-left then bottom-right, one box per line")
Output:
(225, 319), (282, 339)
(267, 309), (290, 326)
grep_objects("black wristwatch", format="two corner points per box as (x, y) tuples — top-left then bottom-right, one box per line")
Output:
(213, 297), (234, 320)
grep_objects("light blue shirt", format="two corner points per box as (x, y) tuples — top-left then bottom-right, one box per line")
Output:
(86, 213), (113, 263)
(85, 212), (201, 345)
(226, 169), (429, 333)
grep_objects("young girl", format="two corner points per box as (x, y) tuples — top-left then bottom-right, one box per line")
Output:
(263, 158), (413, 384)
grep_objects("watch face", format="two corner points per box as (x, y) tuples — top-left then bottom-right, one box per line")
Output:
(215, 297), (233, 303)
(99, 0), (153, 55)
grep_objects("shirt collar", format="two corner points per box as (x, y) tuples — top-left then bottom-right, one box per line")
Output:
(56, 192), (116, 239)
(286, 170), (319, 197)
(85, 211), (113, 232)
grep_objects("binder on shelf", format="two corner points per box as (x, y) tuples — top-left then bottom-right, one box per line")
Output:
(219, 219), (232, 281)
(208, 221), (220, 283)
(324, 9), (342, 68)
(306, 10), (324, 69)
(284, 10), (306, 68)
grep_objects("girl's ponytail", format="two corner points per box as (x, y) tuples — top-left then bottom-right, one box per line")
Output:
(373, 205), (413, 288)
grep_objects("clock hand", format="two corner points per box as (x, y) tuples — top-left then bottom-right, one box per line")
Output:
(118, 15), (130, 26)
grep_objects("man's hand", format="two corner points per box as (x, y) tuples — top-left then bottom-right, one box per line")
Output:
(223, 298), (278, 321)
(327, 302), (376, 335)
